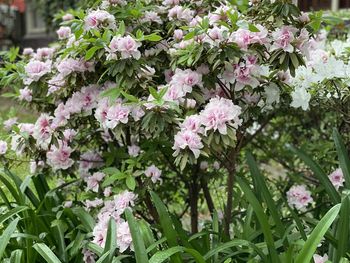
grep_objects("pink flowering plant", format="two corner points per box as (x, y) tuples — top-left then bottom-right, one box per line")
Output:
(0, 0), (350, 262)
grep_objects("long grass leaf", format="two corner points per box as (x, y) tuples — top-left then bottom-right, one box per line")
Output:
(295, 204), (341, 263)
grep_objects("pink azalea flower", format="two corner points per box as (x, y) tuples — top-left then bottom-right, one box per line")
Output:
(33, 114), (53, 150)
(105, 104), (130, 129)
(180, 115), (203, 134)
(19, 87), (33, 102)
(128, 145), (140, 157)
(313, 254), (328, 263)
(24, 60), (52, 85)
(0, 140), (8, 155)
(56, 26), (71, 39)
(82, 249), (96, 263)
(145, 165), (162, 183)
(271, 26), (298, 53)
(84, 10), (116, 30)
(117, 221), (133, 252)
(328, 168), (344, 190)
(200, 97), (242, 135)
(3, 117), (18, 131)
(35, 47), (55, 60)
(22, 48), (34, 56)
(173, 130), (203, 158)
(63, 129), (77, 142)
(86, 172), (105, 192)
(62, 13), (74, 21)
(46, 141), (74, 170)
(287, 185), (313, 211)
(109, 36), (142, 60)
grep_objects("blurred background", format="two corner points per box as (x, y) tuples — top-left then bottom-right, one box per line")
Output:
(0, 0), (349, 50)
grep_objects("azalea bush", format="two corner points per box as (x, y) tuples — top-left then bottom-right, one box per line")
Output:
(0, 0), (350, 262)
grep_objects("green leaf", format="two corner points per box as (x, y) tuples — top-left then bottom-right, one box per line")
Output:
(333, 128), (350, 189)
(72, 207), (95, 231)
(150, 192), (182, 263)
(144, 34), (162, 42)
(33, 243), (62, 263)
(246, 152), (286, 240)
(334, 196), (350, 262)
(0, 206), (28, 225)
(85, 46), (102, 60)
(290, 146), (340, 204)
(103, 218), (117, 262)
(120, 91), (139, 102)
(0, 218), (20, 260)
(126, 176), (136, 191)
(149, 246), (205, 263)
(125, 209), (149, 263)
(236, 177), (279, 262)
(295, 204), (341, 263)
(10, 249), (23, 263)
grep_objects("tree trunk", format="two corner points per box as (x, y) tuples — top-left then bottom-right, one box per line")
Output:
(224, 151), (237, 237)
(189, 180), (199, 233)
(200, 177), (215, 214)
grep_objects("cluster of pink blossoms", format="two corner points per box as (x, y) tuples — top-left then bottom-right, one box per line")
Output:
(173, 97), (242, 158)
(84, 10), (116, 30)
(108, 36), (142, 60)
(286, 185), (313, 211)
(328, 168), (344, 190)
(92, 191), (137, 253)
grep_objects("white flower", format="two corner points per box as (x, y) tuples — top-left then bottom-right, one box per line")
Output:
(291, 87), (311, 111)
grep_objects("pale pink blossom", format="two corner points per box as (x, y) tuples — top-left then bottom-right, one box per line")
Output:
(109, 36), (142, 60)
(3, 117), (18, 131)
(19, 87), (33, 102)
(63, 129), (77, 142)
(85, 198), (103, 210)
(128, 145), (140, 157)
(313, 254), (328, 263)
(145, 165), (162, 183)
(213, 161), (220, 170)
(200, 97), (242, 135)
(35, 47), (55, 60)
(22, 48), (34, 56)
(104, 187), (112, 197)
(24, 60), (52, 85)
(86, 172), (105, 192)
(180, 115), (203, 133)
(113, 191), (137, 216)
(56, 26), (71, 39)
(173, 29), (183, 41)
(271, 26), (297, 53)
(105, 104), (130, 129)
(19, 123), (35, 135)
(298, 12), (310, 23)
(222, 57), (260, 90)
(173, 130), (203, 158)
(62, 13), (74, 21)
(0, 140), (8, 155)
(83, 249), (96, 263)
(46, 141), (74, 170)
(141, 11), (162, 24)
(117, 221), (133, 252)
(130, 106), (145, 121)
(168, 6), (194, 22)
(64, 201), (73, 208)
(84, 10), (116, 30)
(328, 168), (344, 190)
(33, 114), (53, 150)
(287, 185), (313, 211)
(53, 103), (70, 128)
(232, 25), (268, 50)
(170, 68), (202, 94)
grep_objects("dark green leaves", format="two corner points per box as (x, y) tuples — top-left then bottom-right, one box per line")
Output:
(333, 128), (350, 188)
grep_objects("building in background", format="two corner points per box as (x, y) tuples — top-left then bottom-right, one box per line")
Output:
(298, 0), (350, 11)
(0, 0), (53, 50)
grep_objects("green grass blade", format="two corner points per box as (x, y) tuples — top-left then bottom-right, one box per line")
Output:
(103, 218), (117, 263)
(295, 204), (341, 263)
(0, 217), (20, 260)
(290, 146), (340, 204)
(33, 243), (62, 263)
(246, 152), (286, 239)
(333, 128), (350, 188)
(125, 209), (149, 263)
(150, 191), (182, 263)
(149, 246), (205, 263)
(72, 207), (95, 232)
(0, 206), (28, 224)
(334, 196), (350, 262)
(10, 249), (23, 263)
(236, 177), (279, 263)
